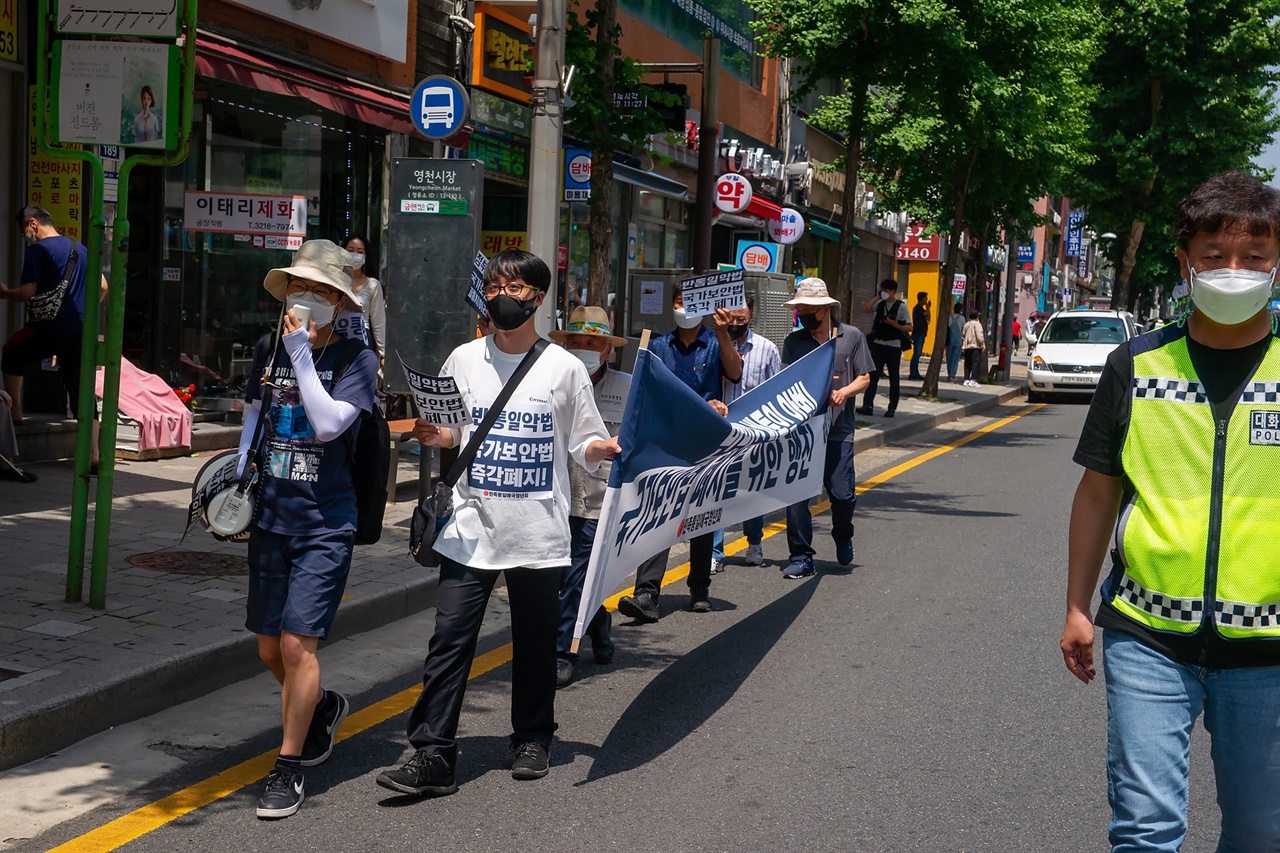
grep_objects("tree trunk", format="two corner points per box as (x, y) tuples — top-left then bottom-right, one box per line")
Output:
(921, 151), (976, 398)
(1111, 218), (1145, 315)
(836, 83), (867, 319)
(586, 0), (618, 309)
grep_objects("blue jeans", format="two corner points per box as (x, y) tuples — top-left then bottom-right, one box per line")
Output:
(946, 343), (962, 380)
(557, 517), (610, 663)
(1103, 631), (1280, 852)
(711, 517), (765, 562)
(910, 331), (927, 377)
(785, 440), (856, 562)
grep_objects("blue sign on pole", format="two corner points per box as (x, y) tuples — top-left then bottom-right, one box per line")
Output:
(1017, 243), (1035, 265)
(410, 76), (469, 140)
(735, 239), (781, 272)
(1066, 211), (1084, 257)
(564, 148), (591, 202)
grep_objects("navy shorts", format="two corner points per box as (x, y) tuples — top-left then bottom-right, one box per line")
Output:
(246, 528), (354, 640)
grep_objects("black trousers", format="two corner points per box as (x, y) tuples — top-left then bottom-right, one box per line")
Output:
(557, 516), (610, 663)
(861, 342), (902, 413)
(963, 348), (982, 382)
(631, 531), (713, 597)
(405, 558), (560, 765)
(1, 325), (84, 417)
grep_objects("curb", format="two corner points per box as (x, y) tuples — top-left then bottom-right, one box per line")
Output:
(0, 382), (1025, 771)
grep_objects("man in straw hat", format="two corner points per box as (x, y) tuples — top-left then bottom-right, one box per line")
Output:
(240, 239), (378, 819)
(781, 277), (875, 578)
(548, 306), (628, 687)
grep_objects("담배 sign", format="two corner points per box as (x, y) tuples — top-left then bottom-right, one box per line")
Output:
(735, 239), (781, 273)
(679, 269), (746, 317)
(54, 41), (177, 149)
(467, 250), (489, 319)
(399, 355), (472, 427)
(714, 173), (753, 214)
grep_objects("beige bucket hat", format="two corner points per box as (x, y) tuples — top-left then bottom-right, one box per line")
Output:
(784, 277), (840, 307)
(263, 239), (362, 311)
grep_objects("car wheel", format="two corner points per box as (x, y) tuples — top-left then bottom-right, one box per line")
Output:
(1028, 390), (1044, 404)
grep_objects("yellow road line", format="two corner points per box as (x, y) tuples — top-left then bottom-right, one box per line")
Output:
(50, 402), (1041, 853)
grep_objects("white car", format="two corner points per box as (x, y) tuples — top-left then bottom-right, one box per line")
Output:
(1027, 309), (1137, 402)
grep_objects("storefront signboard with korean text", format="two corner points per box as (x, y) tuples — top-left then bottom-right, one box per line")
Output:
(564, 148), (591, 202)
(471, 3), (532, 105)
(0, 0), (17, 63)
(27, 86), (82, 242)
(767, 208), (805, 245)
(182, 192), (307, 237)
(464, 132), (528, 181)
(896, 223), (941, 262)
(471, 90), (532, 138)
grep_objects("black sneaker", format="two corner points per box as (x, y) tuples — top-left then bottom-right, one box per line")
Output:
(689, 587), (711, 612)
(618, 591), (660, 623)
(301, 690), (350, 767)
(590, 611), (615, 664)
(376, 749), (458, 796)
(556, 658), (575, 689)
(256, 765), (305, 819)
(510, 741), (550, 780)
(855, 405), (874, 416)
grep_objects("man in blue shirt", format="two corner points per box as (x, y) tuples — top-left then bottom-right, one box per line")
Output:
(1, 206), (105, 422)
(618, 283), (742, 618)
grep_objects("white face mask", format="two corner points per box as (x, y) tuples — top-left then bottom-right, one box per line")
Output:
(286, 292), (337, 329)
(348, 252), (365, 269)
(568, 348), (603, 373)
(880, 291), (892, 302)
(672, 307), (703, 329)
(1190, 265), (1277, 326)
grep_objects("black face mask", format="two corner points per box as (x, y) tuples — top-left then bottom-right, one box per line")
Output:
(798, 311), (824, 331)
(728, 323), (749, 340)
(485, 293), (540, 331)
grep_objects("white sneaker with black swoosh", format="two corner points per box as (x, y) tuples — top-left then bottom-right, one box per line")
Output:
(256, 765), (305, 819)
(301, 690), (350, 767)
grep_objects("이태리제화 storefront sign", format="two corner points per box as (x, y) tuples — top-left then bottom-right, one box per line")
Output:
(183, 192), (308, 237)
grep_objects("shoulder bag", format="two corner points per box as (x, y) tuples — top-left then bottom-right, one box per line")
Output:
(26, 246), (79, 323)
(410, 339), (549, 567)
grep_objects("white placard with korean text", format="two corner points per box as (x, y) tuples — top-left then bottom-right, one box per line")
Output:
(183, 192), (308, 237)
(400, 356), (473, 427)
(680, 269), (746, 317)
(56, 41), (172, 148)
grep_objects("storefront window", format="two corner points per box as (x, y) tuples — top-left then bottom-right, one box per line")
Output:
(157, 81), (384, 395)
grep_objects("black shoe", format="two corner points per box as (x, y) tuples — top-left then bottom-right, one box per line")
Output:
(588, 611), (615, 664)
(301, 690), (349, 767)
(689, 587), (711, 612)
(376, 749), (458, 796)
(256, 765), (305, 819)
(556, 658), (574, 689)
(855, 406), (874, 416)
(618, 592), (659, 623)
(884, 409), (895, 418)
(510, 741), (550, 780)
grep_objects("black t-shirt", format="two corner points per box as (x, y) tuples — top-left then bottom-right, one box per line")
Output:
(1074, 324), (1280, 667)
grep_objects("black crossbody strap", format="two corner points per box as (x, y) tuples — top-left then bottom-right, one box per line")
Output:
(59, 247), (78, 286)
(444, 338), (549, 488)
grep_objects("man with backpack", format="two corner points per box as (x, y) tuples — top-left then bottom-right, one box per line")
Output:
(239, 239), (379, 819)
(377, 250), (618, 797)
(857, 278), (912, 418)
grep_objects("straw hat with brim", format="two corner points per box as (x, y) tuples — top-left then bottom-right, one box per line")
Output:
(549, 306), (628, 347)
(263, 239), (362, 311)
(784, 277), (840, 308)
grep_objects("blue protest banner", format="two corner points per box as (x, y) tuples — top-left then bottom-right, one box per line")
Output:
(467, 250), (489, 319)
(574, 337), (837, 640)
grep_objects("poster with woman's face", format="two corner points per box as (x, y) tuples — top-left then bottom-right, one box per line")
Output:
(120, 51), (166, 148)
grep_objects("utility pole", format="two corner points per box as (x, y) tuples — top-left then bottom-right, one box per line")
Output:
(692, 35), (719, 273)
(1000, 230), (1019, 381)
(528, 0), (566, 338)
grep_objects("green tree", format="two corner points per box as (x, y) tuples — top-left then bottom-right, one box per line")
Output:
(1069, 0), (1280, 312)
(564, 0), (680, 308)
(861, 0), (1098, 396)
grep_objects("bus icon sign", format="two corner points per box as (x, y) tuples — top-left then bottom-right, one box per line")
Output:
(411, 76), (469, 140)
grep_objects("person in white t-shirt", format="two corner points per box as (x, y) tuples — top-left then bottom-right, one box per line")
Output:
(377, 250), (618, 797)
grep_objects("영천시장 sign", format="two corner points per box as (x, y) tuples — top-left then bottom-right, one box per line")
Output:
(183, 192), (308, 237)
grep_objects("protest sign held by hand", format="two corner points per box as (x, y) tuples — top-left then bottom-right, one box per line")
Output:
(399, 353), (472, 427)
(680, 268), (746, 317)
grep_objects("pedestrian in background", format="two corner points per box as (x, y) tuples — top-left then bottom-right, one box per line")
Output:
(1012, 317), (1022, 354)
(548, 306), (626, 688)
(378, 250), (617, 796)
(946, 302), (965, 382)
(0, 388), (35, 483)
(909, 291), (931, 380)
(337, 235), (386, 364)
(1061, 170), (1280, 852)
(857, 278), (911, 417)
(961, 310), (985, 387)
(710, 294), (781, 569)
(617, 284), (740, 618)
(782, 278), (874, 578)
(241, 240), (379, 819)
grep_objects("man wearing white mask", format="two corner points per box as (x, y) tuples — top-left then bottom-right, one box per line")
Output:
(1061, 171), (1280, 851)
(617, 283), (741, 617)
(548, 307), (628, 686)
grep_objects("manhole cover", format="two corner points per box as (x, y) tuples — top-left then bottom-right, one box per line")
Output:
(127, 552), (249, 576)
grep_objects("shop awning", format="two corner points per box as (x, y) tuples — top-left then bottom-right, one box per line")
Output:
(195, 37), (414, 135)
(809, 219), (859, 246)
(613, 161), (689, 201)
(745, 196), (782, 220)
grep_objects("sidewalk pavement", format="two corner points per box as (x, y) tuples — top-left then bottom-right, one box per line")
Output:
(0, 362), (1027, 771)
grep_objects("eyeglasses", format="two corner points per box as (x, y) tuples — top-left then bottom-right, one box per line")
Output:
(483, 281), (534, 298)
(286, 275), (340, 303)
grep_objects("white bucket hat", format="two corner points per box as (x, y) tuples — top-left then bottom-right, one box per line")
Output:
(263, 239), (362, 311)
(784, 277), (840, 308)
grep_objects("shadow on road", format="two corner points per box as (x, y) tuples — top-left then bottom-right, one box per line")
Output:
(577, 576), (822, 786)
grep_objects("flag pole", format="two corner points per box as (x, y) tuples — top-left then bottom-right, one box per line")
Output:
(570, 328), (650, 656)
